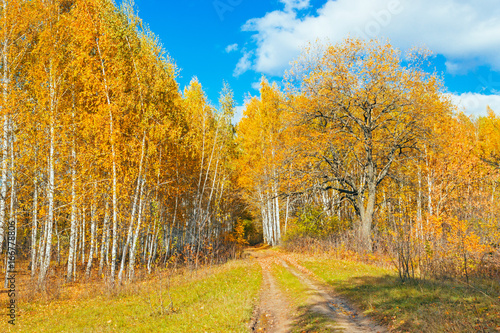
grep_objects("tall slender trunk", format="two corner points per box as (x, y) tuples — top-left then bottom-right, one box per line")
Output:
(267, 194), (274, 245)
(56, 220), (61, 265)
(143, 223), (149, 263)
(85, 202), (96, 278)
(284, 196), (289, 236)
(165, 196), (178, 264)
(425, 147), (433, 221)
(417, 165), (423, 240)
(37, 209), (46, 274)
(81, 209), (85, 264)
(67, 126), (77, 281)
(39, 64), (56, 285)
(118, 133), (145, 283)
(147, 224), (157, 275)
(4, 129), (15, 288)
(31, 175), (38, 276)
(99, 200), (109, 275)
(0, 87), (7, 256)
(73, 214), (79, 278)
(274, 195), (280, 245)
(0, 0), (9, 254)
(128, 180), (144, 280)
(110, 141), (117, 283)
(95, 37), (118, 284)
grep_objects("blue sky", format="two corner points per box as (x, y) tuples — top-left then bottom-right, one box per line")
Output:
(133, 0), (500, 121)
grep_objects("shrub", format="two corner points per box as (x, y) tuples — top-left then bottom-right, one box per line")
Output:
(284, 205), (350, 242)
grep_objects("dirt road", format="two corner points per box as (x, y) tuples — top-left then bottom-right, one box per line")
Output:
(247, 248), (387, 333)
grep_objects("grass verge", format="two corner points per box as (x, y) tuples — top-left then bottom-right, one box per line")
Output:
(272, 261), (342, 332)
(298, 255), (500, 332)
(10, 260), (261, 332)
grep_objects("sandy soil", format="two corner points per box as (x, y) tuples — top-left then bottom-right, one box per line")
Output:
(248, 249), (292, 333)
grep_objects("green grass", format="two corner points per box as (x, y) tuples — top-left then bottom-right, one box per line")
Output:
(271, 262), (343, 333)
(299, 256), (500, 332)
(272, 263), (309, 307)
(12, 260), (262, 332)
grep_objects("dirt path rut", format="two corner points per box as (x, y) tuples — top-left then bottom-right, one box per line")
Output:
(247, 248), (388, 333)
(249, 251), (292, 332)
(279, 257), (387, 333)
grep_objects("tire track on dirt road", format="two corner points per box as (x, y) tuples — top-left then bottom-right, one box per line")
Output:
(247, 247), (388, 332)
(249, 250), (292, 333)
(278, 255), (387, 333)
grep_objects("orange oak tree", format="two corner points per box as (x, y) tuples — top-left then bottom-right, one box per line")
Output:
(284, 39), (453, 251)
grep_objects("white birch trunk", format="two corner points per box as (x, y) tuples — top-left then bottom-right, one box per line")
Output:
(99, 200), (109, 275)
(85, 203), (96, 278)
(147, 224), (158, 275)
(274, 193), (280, 245)
(67, 137), (77, 281)
(39, 64), (55, 284)
(95, 37), (118, 284)
(4, 130), (14, 288)
(0, 0), (9, 254)
(37, 211), (46, 274)
(284, 196), (289, 237)
(118, 133), (145, 283)
(0, 79), (6, 256)
(128, 182), (144, 280)
(31, 176), (38, 276)
(81, 209), (85, 264)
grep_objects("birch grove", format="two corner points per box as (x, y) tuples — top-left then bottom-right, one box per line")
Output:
(0, 0), (243, 286)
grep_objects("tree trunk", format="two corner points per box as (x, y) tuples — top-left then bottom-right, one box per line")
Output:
(4, 131), (14, 288)
(39, 65), (56, 285)
(99, 200), (109, 275)
(0, 92), (7, 256)
(85, 203), (96, 278)
(31, 176), (38, 276)
(128, 181), (144, 280)
(358, 183), (376, 252)
(118, 133), (145, 283)
(95, 37), (118, 284)
(81, 209), (86, 265)
(67, 137), (77, 281)
(0, 0), (9, 255)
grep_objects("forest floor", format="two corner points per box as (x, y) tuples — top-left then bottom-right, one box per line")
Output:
(2, 246), (500, 332)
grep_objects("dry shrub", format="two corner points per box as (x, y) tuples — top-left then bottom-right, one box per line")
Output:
(380, 214), (496, 283)
(477, 249), (500, 280)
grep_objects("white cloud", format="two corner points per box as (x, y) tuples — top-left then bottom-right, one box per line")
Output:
(447, 93), (500, 117)
(225, 43), (238, 53)
(233, 51), (253, 77)
(280, 0), (310, 12)
(251, 81), (261, 91)
(237, 0), (500, 77)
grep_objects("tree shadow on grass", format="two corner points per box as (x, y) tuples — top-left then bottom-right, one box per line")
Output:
(289, 302), (345, 333)
(325, 275), (499, 332)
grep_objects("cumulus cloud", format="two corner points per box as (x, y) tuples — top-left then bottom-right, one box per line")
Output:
(233, 51), (253, 77)
(236, 0), (500, 76)
(225, 43), (238, 53)
(251, 81), (261, 91)
(447, 93), (500, 117)
(280, 0), (310, 12)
